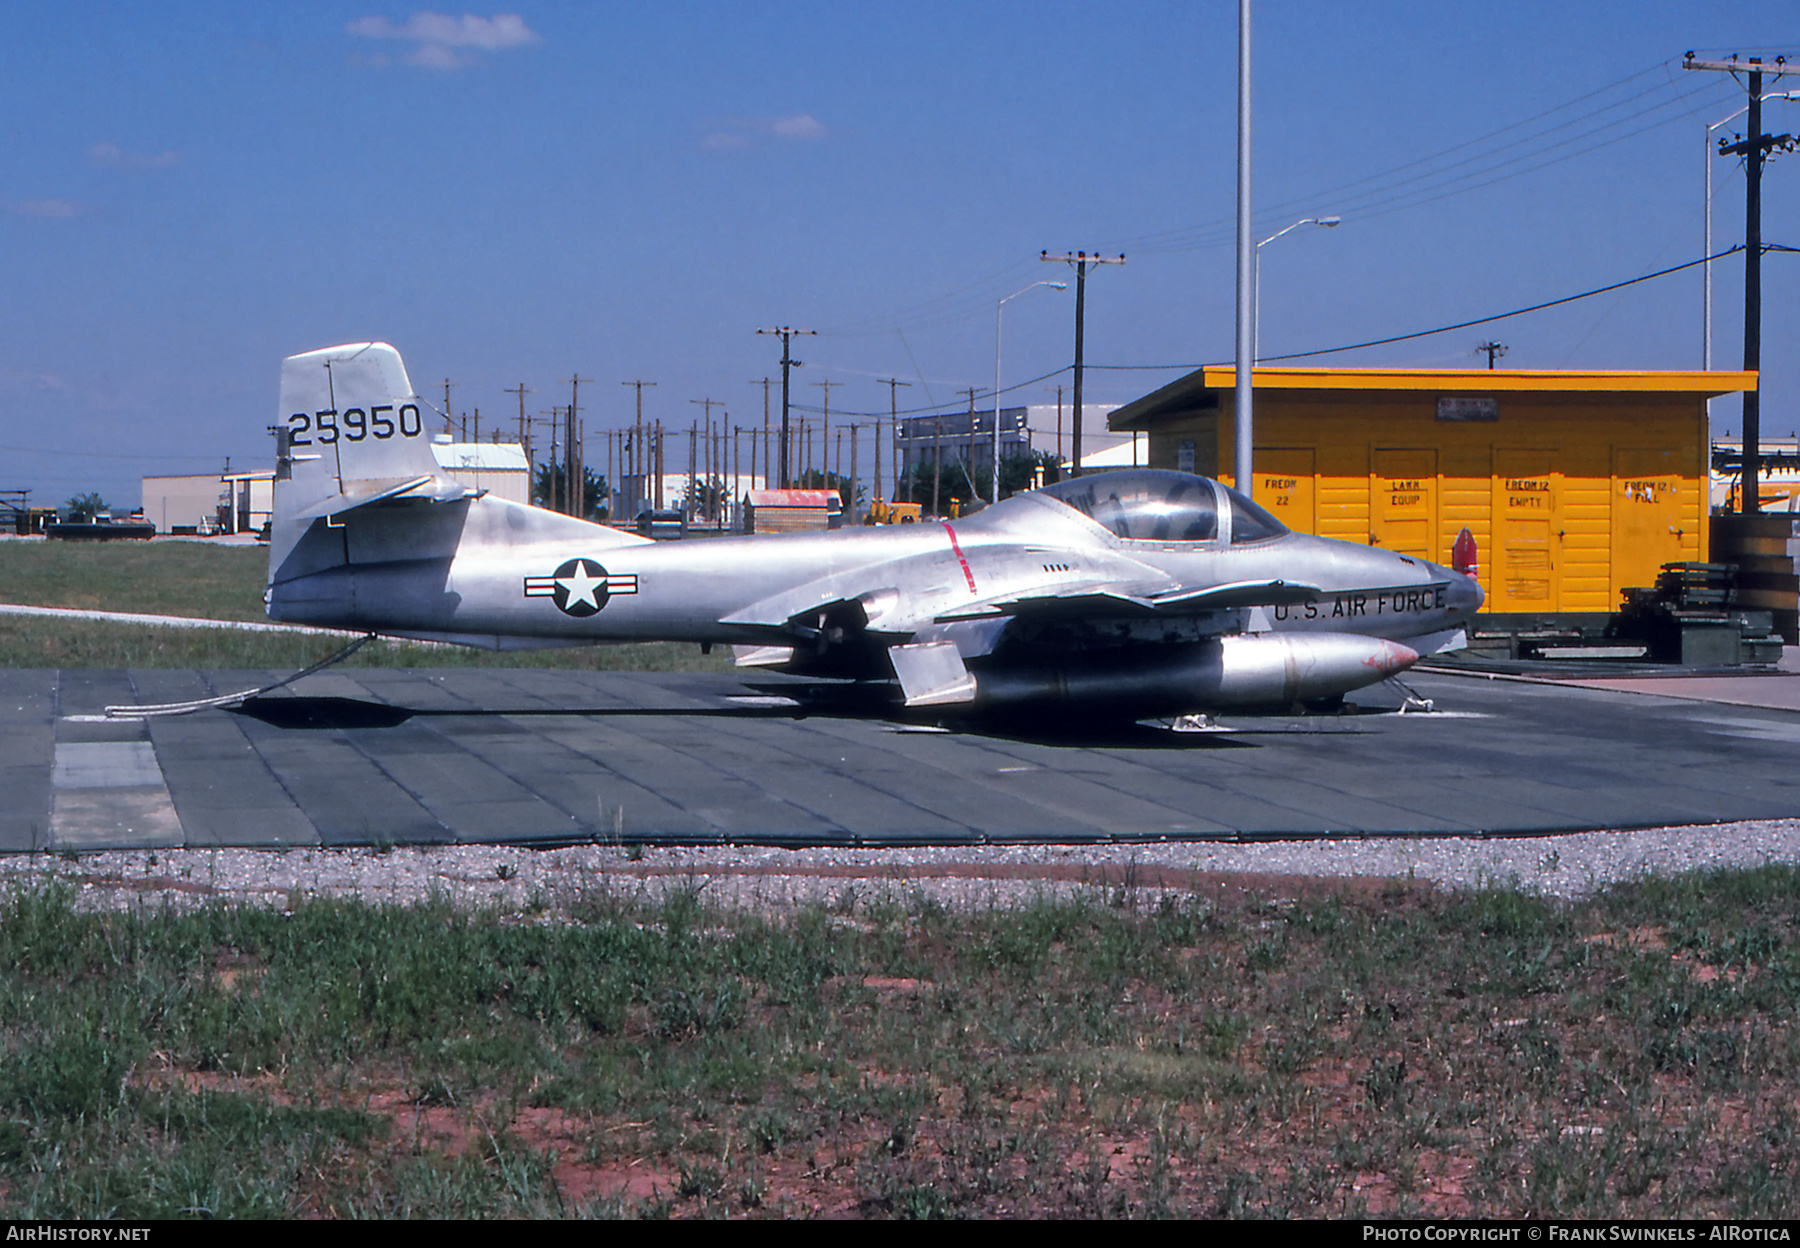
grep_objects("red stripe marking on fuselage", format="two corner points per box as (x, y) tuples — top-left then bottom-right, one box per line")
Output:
(942, 522), (977, 594)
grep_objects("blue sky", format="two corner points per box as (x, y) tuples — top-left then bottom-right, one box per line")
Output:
(2, 2), (1797, 505)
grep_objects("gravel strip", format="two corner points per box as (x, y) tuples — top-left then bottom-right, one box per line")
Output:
(7, 818), (1800, 916)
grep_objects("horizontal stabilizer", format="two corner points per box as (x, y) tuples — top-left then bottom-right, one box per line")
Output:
(288, 474), (475, 522)
(889, 641), (977, 707)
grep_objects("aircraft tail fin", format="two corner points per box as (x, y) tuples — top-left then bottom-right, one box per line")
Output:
(274, 342), (449, 513)
(270, 342), (476, 568)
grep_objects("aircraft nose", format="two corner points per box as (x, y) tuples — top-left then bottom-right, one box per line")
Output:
(1446, 568), (1485, 621)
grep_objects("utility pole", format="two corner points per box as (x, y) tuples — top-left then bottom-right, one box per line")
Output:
(536, 409), (563, 512)
(1686, 51), (1795, 513)
(749, 378), (773, 490)
(563, 375), (592, 518)
(621, 381), (657, 517)
(1476, 341), (1508, 370)
(686, 420), (698, 524)
(957, 386), (981, 508)
(439, 378), (460, 436)
(756, 327), (815, 489)
(1040, 250), (1125, 476)
(930, 415), (943, 517)
(877, 378), (911, 506)
(811, 379), (841, 484)
(504, 384), (534, 459)
(653, 421), (665, 510)
(848, 422), (859, 522)
(690, 399), (721, 522)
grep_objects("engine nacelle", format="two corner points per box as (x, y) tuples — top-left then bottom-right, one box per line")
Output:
(971, 631), (1420, 718)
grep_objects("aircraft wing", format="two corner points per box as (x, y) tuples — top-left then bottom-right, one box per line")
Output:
(934, 577), (1322, 623)
(717, 547), (1006, 636)
(720, 533), (1327, 641)
(1144, 578), (1323, 610)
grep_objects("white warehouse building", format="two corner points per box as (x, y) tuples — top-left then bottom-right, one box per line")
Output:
(143, 439), (531, 535)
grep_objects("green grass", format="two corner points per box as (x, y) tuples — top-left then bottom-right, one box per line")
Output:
(0, 539), (271, 620)
(0, 538), (729, 671)
(2, 866), (1799, 1218)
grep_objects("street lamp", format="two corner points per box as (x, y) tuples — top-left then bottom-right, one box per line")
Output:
(1254, 217), (1340, 363)
(993, 280), (1067, 502)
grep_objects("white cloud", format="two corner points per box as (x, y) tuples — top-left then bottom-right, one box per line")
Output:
(703, 114), (831, 152)
(405, 41), (472, 70)
(770, 114), (828, 141)
(0, 369), (66, 392)
(88, 142), (180, 170)
(10, 199), (79, 219)
(348, 11), (539, 69)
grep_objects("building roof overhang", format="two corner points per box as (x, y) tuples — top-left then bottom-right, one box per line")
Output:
(1109, 367), (1758, 431)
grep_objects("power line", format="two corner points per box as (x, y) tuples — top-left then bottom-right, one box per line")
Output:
(1042, 251), (1125, 474)
(788, 365), (1074, 420)
(821, 259), (1040, 338)
(755, 327), (814, 487)
(1258, 249), (1740, 363)
(814, 62), (1735, 341)
(1128, 75), (1731, 255)
(1085, 246), (1758, 370)
(0, 445), (235, 462)
(1688, 52), (1797, 513)
(1132, 60), (1685, 259)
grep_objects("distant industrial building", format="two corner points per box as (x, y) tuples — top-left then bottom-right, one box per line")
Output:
(429, 439), (530, 504)
(142, 440), (530, 535)
(895, 403), (1134, 483)
(1108, 366), (1755, 615)
(1710, 436), (1800, 512)
(141, 470), (274, 535)
(896, 407), (1030, 483)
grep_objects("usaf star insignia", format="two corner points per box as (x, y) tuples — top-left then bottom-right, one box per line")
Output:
(523, 558), (638, 617)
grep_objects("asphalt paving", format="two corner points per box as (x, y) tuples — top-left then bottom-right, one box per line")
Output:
(7, 661), (1800, 851)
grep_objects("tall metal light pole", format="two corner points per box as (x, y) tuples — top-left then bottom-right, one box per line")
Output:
(1234, 0), (1254, 494)
(1253, 217), (1339, 362)
(993, 281), (1066, 502)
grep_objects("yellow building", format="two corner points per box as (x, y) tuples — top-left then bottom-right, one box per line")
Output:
(1108, 368), (1756, 614)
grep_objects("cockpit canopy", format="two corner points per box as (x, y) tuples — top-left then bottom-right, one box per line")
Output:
(1037, 469), (1288, 545)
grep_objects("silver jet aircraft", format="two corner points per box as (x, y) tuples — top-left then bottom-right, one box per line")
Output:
(266, 343), (1483, 719)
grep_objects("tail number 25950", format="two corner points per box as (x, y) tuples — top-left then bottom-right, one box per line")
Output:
(288, 404), (423, 445)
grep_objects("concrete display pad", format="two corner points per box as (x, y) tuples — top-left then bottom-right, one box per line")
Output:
(5, 666), (1800, 851)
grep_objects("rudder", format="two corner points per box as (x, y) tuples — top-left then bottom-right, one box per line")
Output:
(276, 342), (442, 515)
(269, 342), (469, 583)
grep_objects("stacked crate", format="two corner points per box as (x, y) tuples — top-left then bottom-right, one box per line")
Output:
(1617, 560), (1784, 665)
(1710, 513), (1800, 644)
